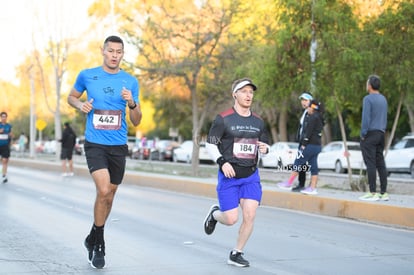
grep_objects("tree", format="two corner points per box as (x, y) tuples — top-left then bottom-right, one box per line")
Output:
(365, 1), (414, 147)
(103, 0), (241, 175)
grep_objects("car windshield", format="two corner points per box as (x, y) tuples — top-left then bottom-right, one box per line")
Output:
(348, 145), (360, 151)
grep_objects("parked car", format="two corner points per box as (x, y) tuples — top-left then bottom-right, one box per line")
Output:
(150, 139), (181, 161)
(74, 136), (85, 155)
(127, 136), (139, 156)
(131, 139), (155, 160)
(172, 140), (214, 163)
(385, 134), (414, 178)
(259, 142), (299, 168)
(43, 140), (57, 154)
(318, 141), (365, 173)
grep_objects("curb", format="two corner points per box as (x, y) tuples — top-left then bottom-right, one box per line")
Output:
(10, 158), (414, 230)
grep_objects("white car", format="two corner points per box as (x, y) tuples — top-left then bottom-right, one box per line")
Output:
(259, 142), (299, 168)
(173, 140), (214, 163)
(43, 140), (58, 154)
(318, 141), (365, 173)
(385, 134), (414, 178)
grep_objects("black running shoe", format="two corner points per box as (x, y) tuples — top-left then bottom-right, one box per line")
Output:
(203, 204), (219, 235)
(227, 250), (250, 267)
(291, 185), (304, 192)
(2, 176), (7, 183)
(91, 244), (105, 269)
(83, 236), (93, 263)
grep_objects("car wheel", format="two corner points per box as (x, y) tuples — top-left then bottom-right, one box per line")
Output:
(334, 160), (344, 173)
(410, 161), (414, 179)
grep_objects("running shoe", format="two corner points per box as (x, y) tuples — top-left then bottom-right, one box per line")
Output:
(300, 186), (318, 195)
(379, 192), (390, 201)
(291, 185), (304, 192)
(91, 243), (105, 269)
(2, 175), (7, 183)
(203, 204), (219, 235)
(227, 250), (250, 267)
(358, 192), (380, 201)
(84, 236), (93, 263)
(277, 181), (292, 190)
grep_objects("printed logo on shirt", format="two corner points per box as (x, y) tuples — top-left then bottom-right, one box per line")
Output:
(103, 86), (115, 96)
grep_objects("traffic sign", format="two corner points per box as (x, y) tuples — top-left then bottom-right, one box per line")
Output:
(36, 119), (47, 131)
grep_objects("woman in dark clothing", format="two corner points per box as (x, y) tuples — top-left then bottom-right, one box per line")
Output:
(277, 100), (324, 195)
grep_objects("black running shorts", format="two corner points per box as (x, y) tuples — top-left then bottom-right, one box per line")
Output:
(0, 145), (10, 158)
(84, 140), (128, 185)
(60, 148), (74, 160)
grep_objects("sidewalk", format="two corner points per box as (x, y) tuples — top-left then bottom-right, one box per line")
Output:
(9, 155), (414, 230)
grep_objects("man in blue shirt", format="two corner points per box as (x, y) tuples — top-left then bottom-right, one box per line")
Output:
(359, 75), (388, 202)
(68, 35), (142, 269)
(0, 112), (12, 183)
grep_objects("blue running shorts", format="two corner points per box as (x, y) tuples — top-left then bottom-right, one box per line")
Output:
(216, 169), (262, 211)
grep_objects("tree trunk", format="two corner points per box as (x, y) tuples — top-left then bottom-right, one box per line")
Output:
(405, 102), (414, 134)
(334, 100), (355, 188)
(385, 91), (404, 156)
(262, 108), (278, 143)
(278, 108), (288, 141)
(190, 86), (200, 177)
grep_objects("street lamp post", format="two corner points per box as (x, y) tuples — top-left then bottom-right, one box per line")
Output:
(28, 66), (36, 158)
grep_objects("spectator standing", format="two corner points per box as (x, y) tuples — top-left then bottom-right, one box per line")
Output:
(18, 132), (28, 156)
(359, 75), (389, 201)
(0, 112), (13, 183)
(60, 122), (77, 176)
(291, 92), (313, 192)
(278, 100), (324, 195)
(67, 35), (142, 269)
(204, 78), (270, 267)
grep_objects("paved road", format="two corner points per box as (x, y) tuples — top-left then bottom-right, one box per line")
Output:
(1, 165), (413, 274)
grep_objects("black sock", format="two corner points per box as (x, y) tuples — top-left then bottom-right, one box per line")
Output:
(92, 224), (105, 245)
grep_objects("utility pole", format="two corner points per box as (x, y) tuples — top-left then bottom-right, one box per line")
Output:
(28, 65), (36, 158)
(310, 0), (317, 94)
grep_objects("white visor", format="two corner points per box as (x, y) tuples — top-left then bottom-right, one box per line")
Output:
(232, 80), (257, 93)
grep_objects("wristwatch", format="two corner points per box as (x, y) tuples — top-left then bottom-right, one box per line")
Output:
(128, 101), (137, 110)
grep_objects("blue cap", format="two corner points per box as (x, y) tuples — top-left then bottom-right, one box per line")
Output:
(299, 92), (313, 101)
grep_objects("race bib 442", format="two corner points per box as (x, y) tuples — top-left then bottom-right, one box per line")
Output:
(92, 110), (122, 130)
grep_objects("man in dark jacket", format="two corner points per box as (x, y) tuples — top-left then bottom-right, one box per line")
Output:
(60, 122), (77, 176)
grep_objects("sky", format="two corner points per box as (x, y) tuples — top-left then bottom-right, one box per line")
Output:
(1, 0), (94, 82)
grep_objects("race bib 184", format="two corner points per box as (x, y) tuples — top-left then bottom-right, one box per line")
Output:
(233, 137), (258, 159)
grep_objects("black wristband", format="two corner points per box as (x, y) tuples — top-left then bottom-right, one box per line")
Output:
(216, 156), (226, 168)
(128, 101), (137, 110)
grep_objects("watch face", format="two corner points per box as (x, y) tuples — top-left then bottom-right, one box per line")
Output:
(129, 102), (137, 109)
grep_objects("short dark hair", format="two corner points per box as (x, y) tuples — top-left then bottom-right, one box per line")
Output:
(368, 75), (380, 90)
(103, 35), (124, 49)
(0, 111), (7, 117)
